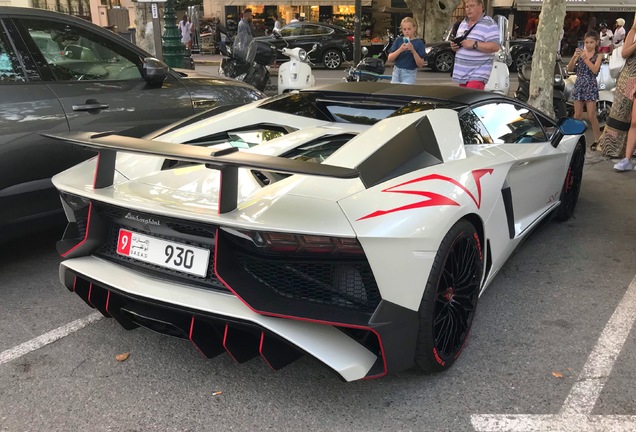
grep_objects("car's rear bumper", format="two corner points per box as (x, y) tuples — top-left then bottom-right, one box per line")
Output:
(60, 256), (418, 381)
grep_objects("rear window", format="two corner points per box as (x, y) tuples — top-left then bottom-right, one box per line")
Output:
(259, 92), (457, 126)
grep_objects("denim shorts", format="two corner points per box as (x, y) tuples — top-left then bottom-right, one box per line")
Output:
(391, 67), (417, 84)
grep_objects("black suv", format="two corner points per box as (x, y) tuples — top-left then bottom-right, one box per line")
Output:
(255, 21), (354, 69)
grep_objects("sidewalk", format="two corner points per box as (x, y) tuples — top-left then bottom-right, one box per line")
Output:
(192, 53), (223, 66)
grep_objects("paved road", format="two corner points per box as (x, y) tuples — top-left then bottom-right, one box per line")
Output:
(2, 83), (636, 431)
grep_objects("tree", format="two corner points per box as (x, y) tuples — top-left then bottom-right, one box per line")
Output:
(404, 0), (462, 42)
(527, 0), (567, 116)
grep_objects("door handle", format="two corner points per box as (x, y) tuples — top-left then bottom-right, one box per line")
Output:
(72, 99), (109, 114)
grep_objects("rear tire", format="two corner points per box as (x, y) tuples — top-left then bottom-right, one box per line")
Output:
(415, 220), (483, 374)
(554, 140), (584, 222)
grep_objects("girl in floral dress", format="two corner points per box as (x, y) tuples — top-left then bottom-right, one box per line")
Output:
(567, 30), (603, 149)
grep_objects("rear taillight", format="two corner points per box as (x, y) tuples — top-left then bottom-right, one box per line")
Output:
(346, 35), (354, 43)
(225, 228), (364, 255)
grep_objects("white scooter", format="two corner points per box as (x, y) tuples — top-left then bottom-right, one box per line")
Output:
(485, 15), (511, 95)
(272, 29), (317, 94)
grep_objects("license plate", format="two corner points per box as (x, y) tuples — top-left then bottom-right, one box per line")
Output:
(116, 229), (210, 277)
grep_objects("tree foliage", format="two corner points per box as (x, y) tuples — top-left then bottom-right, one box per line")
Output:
(404, 0), (462, 42)
(527, 0), (567, 116)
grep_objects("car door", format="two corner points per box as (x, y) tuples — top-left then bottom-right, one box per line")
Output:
(278, 23), (303, 61)
(299, 24), (332, 63)
(471, 102), (567, 234)
(0, 18), (71, 229)
(12, 15), (195, 167)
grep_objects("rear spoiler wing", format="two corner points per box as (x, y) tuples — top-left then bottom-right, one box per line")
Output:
(43, 131), (359, 214)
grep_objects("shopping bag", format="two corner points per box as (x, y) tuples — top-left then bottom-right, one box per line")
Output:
(609, 45), (625, 79)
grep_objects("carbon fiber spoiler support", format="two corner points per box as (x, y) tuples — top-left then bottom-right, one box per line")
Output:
(43, 131), (359, 214)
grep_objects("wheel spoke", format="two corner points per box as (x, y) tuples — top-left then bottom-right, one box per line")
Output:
(433, 232), (481, 358)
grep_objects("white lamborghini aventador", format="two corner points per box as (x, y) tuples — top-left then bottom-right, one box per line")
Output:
(47, 82), (587, 382)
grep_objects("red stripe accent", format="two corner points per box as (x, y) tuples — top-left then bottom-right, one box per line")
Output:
(222, 324), (240, 363)
(258, 332), (276, 370)
(60, 202), (93, 258)
(61, 154), (102, 257)
(213, 228), (387, 378)
(105, 290), (111, 313)
(188, 316), (207, 357)
(357, 169), (493, 221)
(71, 276), (77, 292)
(87, 282), (95, 307)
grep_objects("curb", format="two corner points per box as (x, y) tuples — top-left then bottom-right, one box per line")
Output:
(194, 60), (220, 66)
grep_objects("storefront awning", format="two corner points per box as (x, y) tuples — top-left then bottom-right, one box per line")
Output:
(515, 0), (636, 12)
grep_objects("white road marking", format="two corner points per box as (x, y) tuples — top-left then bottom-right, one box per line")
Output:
(0, 312), (103, 366)
(471, 274), (636, 431)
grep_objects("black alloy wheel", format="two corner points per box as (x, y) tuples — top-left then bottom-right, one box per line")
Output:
(415, 220), (483, 373)
(434, 51), (454, 73)
(555, 140), (585, 221)
(514, 51), (533, 72)
(322, 49), (343, 69)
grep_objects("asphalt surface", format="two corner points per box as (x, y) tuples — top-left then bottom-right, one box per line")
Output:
(1, 69), (636, 431)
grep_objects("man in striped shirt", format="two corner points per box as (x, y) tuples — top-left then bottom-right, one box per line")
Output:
(450, 0), (500, 90)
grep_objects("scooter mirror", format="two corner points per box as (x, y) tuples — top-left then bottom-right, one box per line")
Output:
(361, 47), (369, 56)
(272, 29), (282, 39)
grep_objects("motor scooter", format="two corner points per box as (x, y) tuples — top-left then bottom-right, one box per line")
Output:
(484, 15), (511, 95)
(343, 30), (394, 82)
(272, 29), (318, 94)
(514, 55), (568, 118)
(217, 26), (276, 92)
(563, 53), (614, 128)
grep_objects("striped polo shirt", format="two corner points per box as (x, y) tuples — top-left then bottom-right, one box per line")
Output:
(452, 14), (500, 84)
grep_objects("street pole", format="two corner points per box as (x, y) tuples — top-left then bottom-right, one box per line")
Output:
(162, 0), (186, 68)
(151, 3), (163, 61)
(354, 0), (361, 63)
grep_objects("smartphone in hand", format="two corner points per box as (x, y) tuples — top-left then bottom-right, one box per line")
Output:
(403, 37), (410, 44)
(577, 40), (584, 50)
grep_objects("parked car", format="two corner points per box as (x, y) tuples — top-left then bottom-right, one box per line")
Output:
(425, 37), (535, 72)
(255, 21), (353, 69)
(0, 6), (264, 240)
(48, 82), (586, 381)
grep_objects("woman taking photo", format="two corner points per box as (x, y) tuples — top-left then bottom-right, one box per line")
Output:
(598, 15), (636, 167)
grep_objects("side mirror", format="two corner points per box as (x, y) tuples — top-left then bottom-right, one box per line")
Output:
(141, 57), (168, 85)
(551, 117), (587, 147)
(557, 117), (587, 135)
(361, 46), (369, 56)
